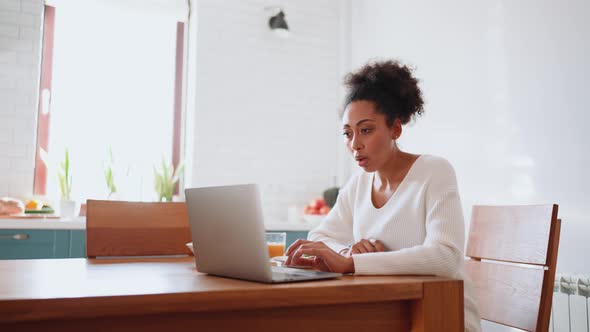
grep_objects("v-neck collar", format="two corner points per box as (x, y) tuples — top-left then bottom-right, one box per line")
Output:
(369, 155), (423, 210)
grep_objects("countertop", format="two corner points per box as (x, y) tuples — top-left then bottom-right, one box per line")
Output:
(0, 217), (313, 231)
(0, 217), (86, 230)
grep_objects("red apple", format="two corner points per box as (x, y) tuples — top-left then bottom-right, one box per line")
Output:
(303, 206), (314, 214)
(319, 206), (330, 215)
(309, 198), (326, 209)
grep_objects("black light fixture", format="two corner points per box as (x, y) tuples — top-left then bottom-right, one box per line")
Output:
(268, 10), (289, 38)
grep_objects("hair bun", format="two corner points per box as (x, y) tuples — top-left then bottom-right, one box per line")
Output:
(343, 60), (424, 125)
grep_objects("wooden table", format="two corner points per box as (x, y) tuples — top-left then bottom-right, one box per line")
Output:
(0, 257), (464, 331)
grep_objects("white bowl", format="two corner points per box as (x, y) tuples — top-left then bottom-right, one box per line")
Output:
(303, 214), (326, 228)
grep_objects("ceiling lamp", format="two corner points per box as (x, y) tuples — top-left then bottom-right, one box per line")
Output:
(268, 10), (289, 38)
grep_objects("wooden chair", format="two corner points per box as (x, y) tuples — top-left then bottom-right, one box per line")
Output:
(86, 200), (192, 258)
(465, 204), (561, 332)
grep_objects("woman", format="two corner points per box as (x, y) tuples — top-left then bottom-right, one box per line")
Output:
(285, 60), (481, 332)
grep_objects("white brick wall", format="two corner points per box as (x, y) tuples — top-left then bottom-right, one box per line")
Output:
(0, 0), (42, 197)
(187, 0), (347, 221)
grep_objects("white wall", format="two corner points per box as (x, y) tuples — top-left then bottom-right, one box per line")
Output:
(0, 0), (42, 197)
(186, 0), (347, 221)
(351, 0), (589, 330)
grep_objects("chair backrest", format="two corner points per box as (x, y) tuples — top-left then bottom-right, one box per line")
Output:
(465, 204), (560, 332)
(86, 200), (192, 258)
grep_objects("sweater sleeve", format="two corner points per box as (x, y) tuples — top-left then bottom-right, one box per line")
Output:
(307, 177), (356, 254)
(352, 159), (466, 278)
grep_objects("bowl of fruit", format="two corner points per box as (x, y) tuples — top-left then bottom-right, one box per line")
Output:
(302, 198), (331, 228)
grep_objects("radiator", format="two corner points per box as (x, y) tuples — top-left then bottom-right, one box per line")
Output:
(551, 274), (590, 332)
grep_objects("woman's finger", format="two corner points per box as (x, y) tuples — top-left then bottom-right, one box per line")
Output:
(360, 239), (375, 252)
(289, 250), (330, 271)
(355, 243), (368, 254)
(289, 246), (314, 266)
(295, 248), (325, 261)
(287, 255), (316, 267)
(373, 239), (386, 252)
(296, 248), (341, 272)
(285, 239), (304, 257)
(291, 243), (327, 263)
(285, 239), (311, 257)
(285, 241), (323, 265)
(292, 246), (354, 274)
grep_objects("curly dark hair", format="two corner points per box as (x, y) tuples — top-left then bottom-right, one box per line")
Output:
(343, 60), (424, 126)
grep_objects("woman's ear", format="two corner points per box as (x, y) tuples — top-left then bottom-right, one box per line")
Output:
(391, 119), (402, 140)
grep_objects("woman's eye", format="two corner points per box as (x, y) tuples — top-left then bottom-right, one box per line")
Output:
(342, 132), (351, 138)
(360, 128), (372, 134)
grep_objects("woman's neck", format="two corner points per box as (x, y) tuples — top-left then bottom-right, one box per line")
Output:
(374, 150), (417, 191)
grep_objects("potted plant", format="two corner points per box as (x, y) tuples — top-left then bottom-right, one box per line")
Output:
(58, 149), (75, 217)
(153, 158), (184, 202)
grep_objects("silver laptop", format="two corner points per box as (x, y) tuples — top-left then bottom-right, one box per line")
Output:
(184, 184), (342, 283)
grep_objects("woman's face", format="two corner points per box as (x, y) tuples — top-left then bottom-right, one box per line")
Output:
(342, 101), (398, 172)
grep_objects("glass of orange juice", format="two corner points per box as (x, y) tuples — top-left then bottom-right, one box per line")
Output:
(265, 232), (286, 258)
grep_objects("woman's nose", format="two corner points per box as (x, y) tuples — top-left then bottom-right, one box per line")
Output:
(351, 136), (363, 150)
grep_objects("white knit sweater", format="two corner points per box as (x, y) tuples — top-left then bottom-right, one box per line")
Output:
(308, 155), (481, 332)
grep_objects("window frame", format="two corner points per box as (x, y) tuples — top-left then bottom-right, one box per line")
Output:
(33, 5), (55, 196)
(33, 5), (186, 198)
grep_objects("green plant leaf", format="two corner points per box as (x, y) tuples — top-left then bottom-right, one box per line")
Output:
(65, 149), (69, 179)
(58, 148), (72, 200)
(103, 146), (117, 196)
(153, 158), (185, 202)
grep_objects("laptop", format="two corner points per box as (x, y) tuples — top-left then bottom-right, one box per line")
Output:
(184, 184), (342, 283)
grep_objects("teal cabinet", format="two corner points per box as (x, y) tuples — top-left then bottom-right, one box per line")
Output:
(69, 230), (86, 258)
(278, 231), (308, 249)
(0, 229), (86, 259)
(0, 228), (304, 259)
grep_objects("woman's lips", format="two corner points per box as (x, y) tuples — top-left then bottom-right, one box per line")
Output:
(357, 157), (368, 167)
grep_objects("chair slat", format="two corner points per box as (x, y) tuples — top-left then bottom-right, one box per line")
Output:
(86, 200), (191, 257)
(465, 260), (545, 332)
(466, 205), (558, 264)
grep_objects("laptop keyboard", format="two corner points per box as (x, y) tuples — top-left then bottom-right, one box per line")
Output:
(271, 266), (313, 279)
(272, 266), (302, 275)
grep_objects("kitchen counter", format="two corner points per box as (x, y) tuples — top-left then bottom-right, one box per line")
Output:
(0, 217), (86, 230)
(0, 217), (313, 231)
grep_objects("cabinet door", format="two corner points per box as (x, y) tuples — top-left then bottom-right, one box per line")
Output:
(282, 231), (309, 248)
(69, 230), (86, 258)
(0, 229), (58, 259)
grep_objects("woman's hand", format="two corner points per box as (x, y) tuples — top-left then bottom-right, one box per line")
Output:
(284, 240), (355, 274)
(342, 238), (386, 256)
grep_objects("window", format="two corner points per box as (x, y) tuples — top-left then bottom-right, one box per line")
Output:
(34, 1), (188, 203)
